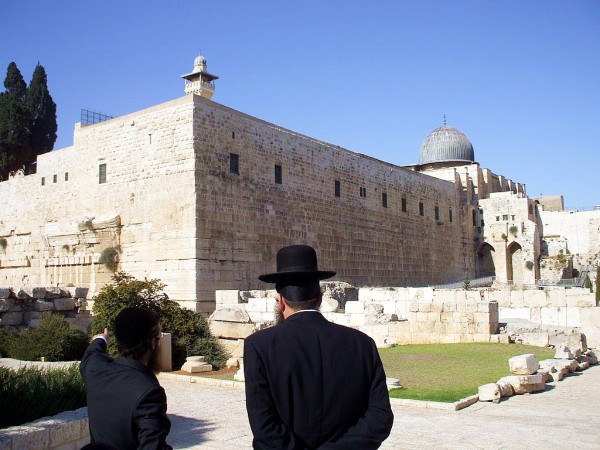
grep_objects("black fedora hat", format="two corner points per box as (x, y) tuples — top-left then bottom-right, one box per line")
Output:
(258, 245), (336, 283)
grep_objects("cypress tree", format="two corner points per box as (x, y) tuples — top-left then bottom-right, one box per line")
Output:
(26, 63), (57, 159)
(0, 62), (30, 179)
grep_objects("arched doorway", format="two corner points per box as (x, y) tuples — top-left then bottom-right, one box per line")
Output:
(477, 243), (496, 277)
(507, 242), (523, 283)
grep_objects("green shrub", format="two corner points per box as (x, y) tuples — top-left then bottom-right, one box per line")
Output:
(1, 314), (88, 361)
(0, 364), (86, 429)
(92, 272), (228, 369)
(98, 246), (120, 271)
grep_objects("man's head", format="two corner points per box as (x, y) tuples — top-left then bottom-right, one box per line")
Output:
(259, 245), (335, 319)
(114, 307), (160, 361)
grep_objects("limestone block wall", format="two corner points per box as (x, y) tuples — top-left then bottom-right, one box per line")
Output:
(0, 287), (91, 332)
(192, 96), (472, 300)
(210, 285), (499, 349)
(0, 96), (200, 305)
(539, 210), (600, 269)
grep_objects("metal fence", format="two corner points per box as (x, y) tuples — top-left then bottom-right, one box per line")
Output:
(80, 109), (114, 126)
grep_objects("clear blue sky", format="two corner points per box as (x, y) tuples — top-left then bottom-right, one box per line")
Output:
(2, 1), (599, 208)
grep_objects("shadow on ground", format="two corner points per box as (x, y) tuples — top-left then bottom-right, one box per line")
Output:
(167, 414), (217, 447)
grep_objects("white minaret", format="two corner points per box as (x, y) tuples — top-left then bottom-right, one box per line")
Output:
(181, 54), (219, 99)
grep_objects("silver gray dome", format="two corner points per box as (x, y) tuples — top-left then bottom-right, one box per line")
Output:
(419, 126), (475, 164)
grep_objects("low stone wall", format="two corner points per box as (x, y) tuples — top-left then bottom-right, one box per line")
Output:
(210, 283), (500, 353)
(0, 286), (91, 332)
(0, 407), (89, 450)
(210, 283), (600, 356)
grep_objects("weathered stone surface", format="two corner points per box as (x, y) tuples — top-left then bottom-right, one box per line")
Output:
(496, 379), (514, 397)
(209, 321), (254, 340)
(233, 361), (245, 382)
(0, 298), (14, 312)
(0, 288), (14, 299)
(33, 287), (49, 299)
(584, 350), (598, 365)
(478, 383), (501, 403)
(53, 297), (75, 311)
(539, 358), (578, 373)
(499, 374), (545, 394)
(536, 368), (553, 383)
(322, 281), (358, 309)
(17, 288), (32, 299)
(187, 356), (206, 363)
(0, 311), (23, 326)
(181, 359), (212, 373)
(210, 307), (250, 323)
(34, 299), (55, 311)
(554, 345), (574, 359)
(226, 357), (240, 369)
(509, 354), (539, 375)
(576, 361), (590, 371)
(386, 378), (402, 390)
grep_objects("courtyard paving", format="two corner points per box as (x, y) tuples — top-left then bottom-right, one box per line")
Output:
(161, 364), (600, 449)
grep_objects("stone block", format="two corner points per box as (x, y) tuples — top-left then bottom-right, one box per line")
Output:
(524, 290), (548, 307)
(509, 290), (525, 308)
(536, 368), (553, 383)
(522, 332), (549, 348)
(539, 358), (578, 373)
(210, 307), (250, 323)
(478, 383), (501, 403)
(215, 290), (241, 306)
(345, 301), (365, 314)
(0, 298), (14, 312)
(33, 287), (49, 299)
(584, 350), (598, 365)
(33, 299), (54, 311)
(6, 426), (50, 449)
(226, 357), (240, 369)
(366, 303), (384, 315)
(0, 311), (23, 326)
(499, 374), (545, 394)
(554, 345), (574, 359)
(489, 334), (510, 344)
(0, 288), (14, 299)
(156, 333), (172, 372)
(209, 321), (254, 339)
(17, 288), (32, 299)
(181, 355), (213, 373)
(496, 379), (514, 397)
(320, 295), (339, 313)
(508, 353), (540, 375)
(246, 298), (267, 313)
(54, 297), (75, 311)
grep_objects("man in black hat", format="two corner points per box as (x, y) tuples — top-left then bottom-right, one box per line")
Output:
(244, 245), (394, 449)
(80, 307), (172, 450)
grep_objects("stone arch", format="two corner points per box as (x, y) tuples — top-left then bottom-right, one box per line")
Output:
(477, 243), (496, 277)
(507, 241), (523, 283)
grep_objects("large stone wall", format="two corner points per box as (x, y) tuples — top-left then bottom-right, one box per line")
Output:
(1, 95), (481, 311)
(210, 284), (600, 356)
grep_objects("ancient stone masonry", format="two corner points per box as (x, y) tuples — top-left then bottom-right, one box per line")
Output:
(0, 56), (598, 312)
(0, 286), (91, 331)
(209, 282), (600, 358)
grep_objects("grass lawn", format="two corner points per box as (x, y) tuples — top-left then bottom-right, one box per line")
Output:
(379, 343), (555, 402)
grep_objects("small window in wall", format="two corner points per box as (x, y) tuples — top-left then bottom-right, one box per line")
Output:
(402, 197), (407, 213)
(435, 206), (440, 220)
(419, 202), (424, 216)
(502, 214), (508, 220)
(41, 177), (45, 186)
(99, 164), (107, 184)
(53, 174), (57, 183)
(472, 210), (477, 226)
(232, 131), (235, 139)
(382, 192), (388, 208)
(511, 215), (515, 221)
(274, 164), (282, 184)
(360, 187), (367, 198)
(64, 172), (69, 181)
(230, 153), (239, 174)
(481, 219), (485, 227)
(449, 209), (453, 222)
(335, 180), (341, 198)
(496, 216), (500, 221)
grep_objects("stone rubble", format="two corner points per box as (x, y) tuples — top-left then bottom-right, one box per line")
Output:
(479, 345), (598, 403)
(180, 356), (212, 373)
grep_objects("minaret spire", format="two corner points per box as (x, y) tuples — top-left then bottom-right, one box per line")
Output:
(181, 53), (219, 99)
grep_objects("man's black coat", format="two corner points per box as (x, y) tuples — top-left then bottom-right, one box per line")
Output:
(244, 311), (394, 449)
(79, 338), (171, 450)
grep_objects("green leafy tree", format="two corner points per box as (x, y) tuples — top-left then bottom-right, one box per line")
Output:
(0, 62), (57, 180)
(92, 272), (228, 369)
(26, 63), (57, 159)
(0, 62), (30, 178)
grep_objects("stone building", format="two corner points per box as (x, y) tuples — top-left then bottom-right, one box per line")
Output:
(0, 55), (598, 312)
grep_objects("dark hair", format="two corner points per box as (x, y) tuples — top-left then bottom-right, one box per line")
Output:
(113, 307), (159, 360)
(282, 295), (321, 311)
